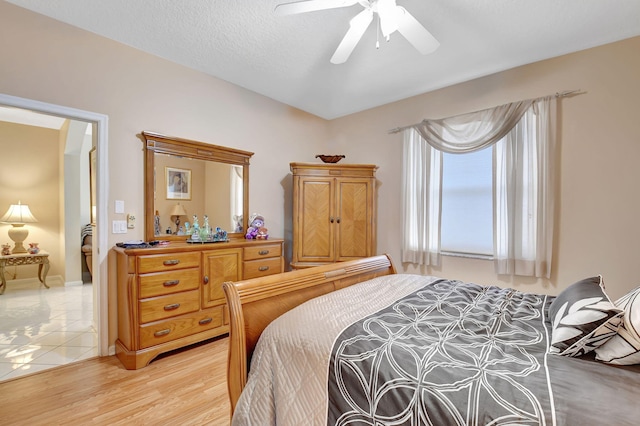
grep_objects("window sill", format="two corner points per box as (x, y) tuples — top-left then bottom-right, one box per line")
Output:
(440, 251), (493, 261)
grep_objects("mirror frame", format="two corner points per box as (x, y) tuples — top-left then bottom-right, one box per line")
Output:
(140, 131), (253, 242)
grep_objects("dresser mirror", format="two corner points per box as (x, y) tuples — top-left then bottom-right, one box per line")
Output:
(141, 131), (253, 242)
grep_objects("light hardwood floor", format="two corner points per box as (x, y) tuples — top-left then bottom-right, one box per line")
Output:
(0, 335), (231, 425)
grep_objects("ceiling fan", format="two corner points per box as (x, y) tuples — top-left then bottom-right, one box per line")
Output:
(274, 0), (439, 64)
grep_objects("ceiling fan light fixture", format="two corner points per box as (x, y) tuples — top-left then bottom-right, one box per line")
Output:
(375, 0), (400, 37)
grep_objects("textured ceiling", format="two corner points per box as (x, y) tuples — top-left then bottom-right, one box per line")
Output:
(6, 0), (640, 119)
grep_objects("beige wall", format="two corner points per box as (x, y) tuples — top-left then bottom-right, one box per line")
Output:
(0, 122), (63, 278)
(1, 1), (639, 348)
(0, 2), (328, 346)
(204, 162), (236, 231)
(0, 1), (328, 247)
(327, 36), (640, 299)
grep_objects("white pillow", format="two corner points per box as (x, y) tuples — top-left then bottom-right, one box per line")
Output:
(595, 286), (640, 364)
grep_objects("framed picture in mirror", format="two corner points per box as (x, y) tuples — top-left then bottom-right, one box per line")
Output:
(166, 167), (191, 200)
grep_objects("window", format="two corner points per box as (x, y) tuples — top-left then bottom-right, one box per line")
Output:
(440, 147), (493, 256)
(401, 96), (554, 278)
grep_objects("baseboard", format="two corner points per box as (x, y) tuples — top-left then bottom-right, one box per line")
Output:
(3, 274), (65, 289)
(65, 280), (84, 287)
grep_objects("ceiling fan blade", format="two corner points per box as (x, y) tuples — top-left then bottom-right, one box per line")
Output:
(274, 0), (360, 16)
(395, 6), (439, 55)
(330, 9), (374, 64)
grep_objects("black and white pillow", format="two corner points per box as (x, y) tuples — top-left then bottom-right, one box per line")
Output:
(548, 275), (623, 357)
(595, 286), (640, 364)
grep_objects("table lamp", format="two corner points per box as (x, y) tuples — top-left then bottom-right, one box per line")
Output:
(1, 201), (38, 254)
(170, 203), (187, 234)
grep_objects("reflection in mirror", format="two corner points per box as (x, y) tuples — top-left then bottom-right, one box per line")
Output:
(154, 153), (244, 236)
(141, 131), (252, 242)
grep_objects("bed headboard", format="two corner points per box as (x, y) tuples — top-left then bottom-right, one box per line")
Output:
(222, 254), (396, 412)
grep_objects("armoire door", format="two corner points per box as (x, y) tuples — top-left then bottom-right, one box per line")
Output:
(295, 177), (336, 263)
(335, 178), (374, 261)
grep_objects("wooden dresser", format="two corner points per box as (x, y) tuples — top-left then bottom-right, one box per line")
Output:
(290, 162), (377, 269)
(114, 239), (284, 369)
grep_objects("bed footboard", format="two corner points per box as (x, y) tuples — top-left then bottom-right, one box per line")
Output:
(222, 254), (396, 412)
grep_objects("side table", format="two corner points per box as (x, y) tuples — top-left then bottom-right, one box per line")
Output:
(0, 250), (50, 295)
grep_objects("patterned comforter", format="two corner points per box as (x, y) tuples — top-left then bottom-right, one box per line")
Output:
(232, 274), (640, 425)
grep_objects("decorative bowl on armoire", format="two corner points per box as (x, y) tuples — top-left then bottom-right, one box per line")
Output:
(316, 155), (345, 163)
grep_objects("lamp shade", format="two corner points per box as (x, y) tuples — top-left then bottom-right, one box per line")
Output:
(1, 202), (37, 254)
(170, 204), (187, 217)
(1, 201), (38, 224)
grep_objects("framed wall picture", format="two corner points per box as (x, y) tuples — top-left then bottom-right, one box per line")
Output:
(166, 167), (192, 200)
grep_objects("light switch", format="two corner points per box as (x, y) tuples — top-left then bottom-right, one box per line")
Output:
(112, 220), (127, 234)
(115, 200), (125, 214)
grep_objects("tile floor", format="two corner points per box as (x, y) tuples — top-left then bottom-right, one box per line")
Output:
(0, 281), (98, 382)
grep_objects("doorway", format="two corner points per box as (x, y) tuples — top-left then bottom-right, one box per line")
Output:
(0, 93), (109, 379)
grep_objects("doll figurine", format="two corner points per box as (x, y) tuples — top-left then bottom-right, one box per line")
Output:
(245, 214), (268, 240)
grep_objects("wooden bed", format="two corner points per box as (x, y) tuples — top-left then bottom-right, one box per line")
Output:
(222, 254), (396, 412)
(223, 255), (640, 425)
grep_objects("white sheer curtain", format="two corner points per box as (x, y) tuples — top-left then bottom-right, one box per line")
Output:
(230, 165), (243, 222)
(401, 96), (555, 278)
(402, 129), (441, 265)
(494, 99), (555, 277)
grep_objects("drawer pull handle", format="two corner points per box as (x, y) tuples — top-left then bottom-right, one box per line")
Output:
(203, 275), (209, 285)
(163, 280), (179, 287)
(258, 250), (270, 255)
(163, 259), (180, 266)
(199, 317), (213, 325)
(258, 266), (269, 271)
(154, 329), (171, 337)
(164, 303), (180, 311)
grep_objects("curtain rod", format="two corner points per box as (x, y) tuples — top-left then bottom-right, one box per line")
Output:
(387, 89), (585, 134)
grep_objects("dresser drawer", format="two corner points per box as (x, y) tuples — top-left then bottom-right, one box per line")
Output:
(139, 290), (200, 324)
(243, 257), (283, 279)
(137, 252), (201, 273)
(138, 268), (200, 298)
(138, 307), (224, 349)
(244, 243), (282, 261)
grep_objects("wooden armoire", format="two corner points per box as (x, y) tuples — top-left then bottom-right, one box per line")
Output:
(290, 162), (378, 269)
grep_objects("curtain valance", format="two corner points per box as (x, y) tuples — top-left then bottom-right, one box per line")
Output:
(410, 99), (536, 153)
